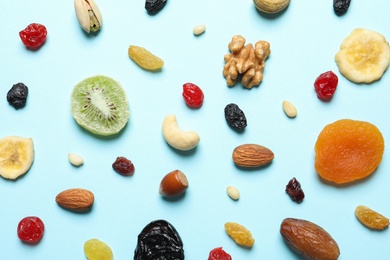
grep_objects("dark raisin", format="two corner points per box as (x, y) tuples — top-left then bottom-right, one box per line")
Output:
(7, 83), (28, 109)
(134, 219), (185, 260)
(224, 103), (247, 130)
(333, 0), (351, 16)
(112, 156), (135, 176)
(285, 177), (305, 203)
(145, 0), (168, 15)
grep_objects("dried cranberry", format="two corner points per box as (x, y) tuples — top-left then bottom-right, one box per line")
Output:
(285, 177), (305, 203)
(112, 156), (135, 176)
(182, 83), (204, 108)
(208, 247), (232, 260)
(17, 216), (45, 244)
(19, 23), (47, 49)
(7, 83), (29, 109)
(314, 71), (338, 101)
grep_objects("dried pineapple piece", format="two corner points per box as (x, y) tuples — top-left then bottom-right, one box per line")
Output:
(335, 28), (390, 83)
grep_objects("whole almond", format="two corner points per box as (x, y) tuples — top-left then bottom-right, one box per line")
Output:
(55, 188), (94, 211)
(280, 218), (340, 260)
(232, 144), (274, 167)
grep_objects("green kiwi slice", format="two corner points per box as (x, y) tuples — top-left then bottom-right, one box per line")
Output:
(71, 75), (130, 136)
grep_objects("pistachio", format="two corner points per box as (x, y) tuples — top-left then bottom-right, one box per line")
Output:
(253, 0), (290, 14)
(74, 0), (102, 33)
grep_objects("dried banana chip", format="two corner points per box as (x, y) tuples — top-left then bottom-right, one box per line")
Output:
(335, 28), (390, 83)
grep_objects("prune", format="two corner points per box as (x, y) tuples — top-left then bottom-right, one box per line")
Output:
(224, 103), (247, 130)
(285, 177), (305, 203)
(145, 0), (168, 15)
(134, 219), (184, 260)
(7, 83), (28, 109)
(112, 156), (135, 176)
(333, 0), (351, 16)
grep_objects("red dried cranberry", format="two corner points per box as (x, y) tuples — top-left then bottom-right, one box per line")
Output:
(17, 216), (45, 244)
(19, 23), (47, 49)
(314, 71), (338, 101)
(285, 177), (305, 203)
(208, 247), (232, 260)
(112, 156), (135, 176)
(182, 83), (204, 108)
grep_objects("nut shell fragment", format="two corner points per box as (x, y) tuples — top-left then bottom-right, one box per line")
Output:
(233, 144), (274, 167)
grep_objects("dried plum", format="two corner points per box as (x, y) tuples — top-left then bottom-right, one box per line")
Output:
(145, 0), (168, 15)
(134, 219), (185, 260)
(224, 103), (247, 130)
(7, 83), (28, 109)
(285, 177), (305, 203)
(333, 0), (351, 16)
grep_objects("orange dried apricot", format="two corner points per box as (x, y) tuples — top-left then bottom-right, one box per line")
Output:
(314, 119), (384, 184)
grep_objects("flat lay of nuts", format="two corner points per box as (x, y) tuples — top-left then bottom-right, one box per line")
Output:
(233, 144), (274, 167)
(226, 186), (240, 200)
(159, 170), (189, 197)
(55, 188), (94, 212)
(253, 0), (290, 14)
(68, 153), (84, 166)
(280, 218), (340, 260)
(355, 205), (389, 230)
(223, 35), (270, 88)
(74, 0), (102, 33)
(162, 114), (200, 151)
(193, 25), (206, 36)
(282, 100), (297, 118)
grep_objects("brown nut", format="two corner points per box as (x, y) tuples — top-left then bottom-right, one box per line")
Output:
(55, 188), (94, 211)
(159, 170), (189, 197)
(280, 218), (340, 260)
(232, 144), (274, 167)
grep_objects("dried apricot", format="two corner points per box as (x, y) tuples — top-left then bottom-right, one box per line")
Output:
(315, 119), (384, 184)
(224, 222), (255, 247)
(355, 205), (389, 230)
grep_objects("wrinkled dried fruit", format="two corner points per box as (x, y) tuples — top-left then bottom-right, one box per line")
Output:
(208, 247), (232, 260)
(84, 238), (113, 260)
(355, 205), (389, 230)
(17, 216), (45, 244)
(128, 45), (164, 70)
(224, 222), (255, 247)
(19, 23), (47, 49)
(145, 0), (167, 14)
(134, 219), (184, 260)
(280, 218), (340, 260)
(333, 0), (351, 16)
(182, 83), (204, 108)
(224, 103), (247, 130)
(314, 71), (338, 101)
(7, 83), (29, 109)
(285, 177), (305, 203)
(112, 156), (135, 176)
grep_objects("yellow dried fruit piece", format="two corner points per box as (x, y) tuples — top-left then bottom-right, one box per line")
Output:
(84, 238), (113, 260)
(355, 205), (389, 230)
(224, 222), (255, 247)
(128, 45), (164, 71)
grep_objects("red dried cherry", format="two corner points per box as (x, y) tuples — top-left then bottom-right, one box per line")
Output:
(19, 23), (47, 49)
(112, 156), (135, 176)
(208, 247), (232, 260)
(17, 216), (45, 244)
(182, 83), (204, 108)
(314, 71), (338, 101)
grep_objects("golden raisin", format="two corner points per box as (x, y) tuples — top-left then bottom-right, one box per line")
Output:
(224, 222), (255, 247)
(355, 205), (389, 230)
(314, 119), (384, 184)
(128, 45), (164, 70)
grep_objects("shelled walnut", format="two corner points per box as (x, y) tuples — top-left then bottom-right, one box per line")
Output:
(223, 35), (270, 89)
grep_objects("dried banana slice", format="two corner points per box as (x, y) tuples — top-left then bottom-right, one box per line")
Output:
(0, 136), (34, 180)
(335, 28), (390, 83)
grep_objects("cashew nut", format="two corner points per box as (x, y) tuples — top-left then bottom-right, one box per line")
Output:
(162, 114), (200, 151)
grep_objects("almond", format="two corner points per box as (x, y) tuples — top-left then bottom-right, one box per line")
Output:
(232, 144), (274, 167)
(55, 188), (94, 211)
(280, 218), (340, 260)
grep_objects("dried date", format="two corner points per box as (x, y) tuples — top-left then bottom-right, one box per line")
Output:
(224, 103), (247, 130)
(285, 177), (305, 203)
(134, 219), (185, 260)
(333, 0), (351, 16)
(7, 83), (28, 109)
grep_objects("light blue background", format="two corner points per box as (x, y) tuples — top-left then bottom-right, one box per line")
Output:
(1, 0), (389, 259)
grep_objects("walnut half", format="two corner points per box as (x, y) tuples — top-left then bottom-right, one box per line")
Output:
(223, 35), (270, 89)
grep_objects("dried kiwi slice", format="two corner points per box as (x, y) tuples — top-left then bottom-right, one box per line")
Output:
(71, 75), (130, 136)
